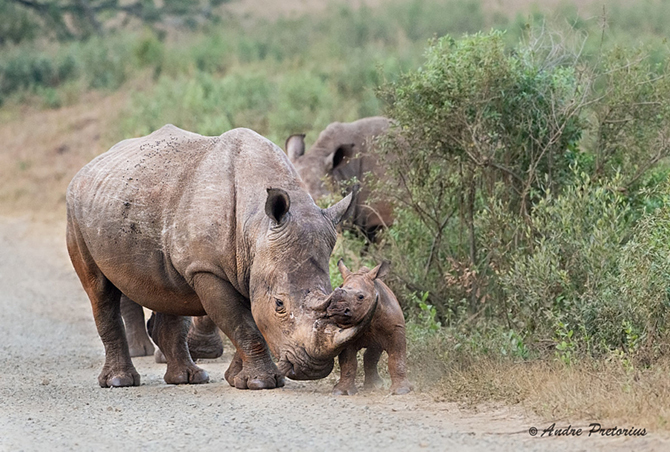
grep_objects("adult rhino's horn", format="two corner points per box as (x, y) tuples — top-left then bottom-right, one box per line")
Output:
(308, 287), (347, 313)
(323, 184), (359, 226)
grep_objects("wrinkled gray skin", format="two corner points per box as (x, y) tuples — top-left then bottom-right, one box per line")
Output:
(66, 125), (377, 389)
(326, 260), (412, 396)
(287, 117), (393, 241)
(121, 291), (224, 363)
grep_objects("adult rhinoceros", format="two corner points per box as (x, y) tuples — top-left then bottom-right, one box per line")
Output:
(286, 117), (393, 242)
(66, 125), (376, 389)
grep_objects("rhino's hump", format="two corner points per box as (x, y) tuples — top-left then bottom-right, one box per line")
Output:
(66, 125), (300, 300)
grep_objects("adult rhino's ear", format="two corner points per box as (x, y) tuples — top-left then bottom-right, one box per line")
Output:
(328, 143), (355, 171)
(323, 184), (359, 226)
(265, 188), (291, 225)
(367, 261), (390, 281)
(286, 134), (305, 162)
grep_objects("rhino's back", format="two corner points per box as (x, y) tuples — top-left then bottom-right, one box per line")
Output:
(66, 125), (294, 311)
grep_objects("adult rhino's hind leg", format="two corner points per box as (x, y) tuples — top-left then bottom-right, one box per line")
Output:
(151, 315), (223, 363)
(120, 295), (155, 357)
(187, 316), (224, 360)
(147, 314), (209, 385)
(193, 273), (284, 390)
(66, 221), (140, 388)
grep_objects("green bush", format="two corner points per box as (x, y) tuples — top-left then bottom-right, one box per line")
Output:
(374, 28), (670, 362)
(0, 0), (39, 45)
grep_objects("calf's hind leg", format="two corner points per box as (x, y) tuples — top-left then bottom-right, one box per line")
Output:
(120, 295), (155, 357)
(387, 329), (412, 395)
(147, 314), (209, 384)
(66, 224), (139, 388)
(363, 345), (384, 390)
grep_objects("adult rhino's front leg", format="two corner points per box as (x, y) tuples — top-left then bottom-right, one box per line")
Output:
(187, 315), (224, 359)
(193, 273), (284, 390)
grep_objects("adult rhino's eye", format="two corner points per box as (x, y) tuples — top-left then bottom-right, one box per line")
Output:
(275, 298), (285, 311)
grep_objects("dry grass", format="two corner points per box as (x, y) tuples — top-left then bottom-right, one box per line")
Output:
(0, 90), (128, 221)
(411, 352), (670, 431)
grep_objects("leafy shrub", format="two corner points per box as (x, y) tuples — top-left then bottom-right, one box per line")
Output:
(374, 28), (670, 362)
(377, 30), (585, 313)
(0, 0), (38, 45)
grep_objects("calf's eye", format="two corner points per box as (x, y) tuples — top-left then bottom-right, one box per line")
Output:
(357, 294), (365, 300)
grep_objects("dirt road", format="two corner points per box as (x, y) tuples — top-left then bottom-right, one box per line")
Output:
(0, 217), (664, 451)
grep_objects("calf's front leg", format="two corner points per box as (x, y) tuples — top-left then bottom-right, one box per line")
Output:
(332, 346), (358, 396)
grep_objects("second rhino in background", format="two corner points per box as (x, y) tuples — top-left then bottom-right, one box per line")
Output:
(286, 117), (393, 242)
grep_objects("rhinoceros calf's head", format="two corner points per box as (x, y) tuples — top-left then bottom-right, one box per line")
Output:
(249, 187), (375, 380)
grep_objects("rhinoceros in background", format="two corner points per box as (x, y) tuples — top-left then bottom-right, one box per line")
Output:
(66, 125), (377, 389)
(286, 116), (393, 242)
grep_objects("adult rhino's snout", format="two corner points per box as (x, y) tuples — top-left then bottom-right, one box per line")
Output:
(278, 354), (334, 381)
(280, 289), (378, 381)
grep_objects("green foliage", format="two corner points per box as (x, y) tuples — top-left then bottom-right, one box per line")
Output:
(0, 0), (225, 42)
(375, 27), (670, 363)
(0, 0), (38, 45)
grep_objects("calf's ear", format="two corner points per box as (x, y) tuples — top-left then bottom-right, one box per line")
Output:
(337, 259), (352, 279)
(368, 261), (390, 281)
(323, 184), (359, 226)
(265, 188), (291, 225)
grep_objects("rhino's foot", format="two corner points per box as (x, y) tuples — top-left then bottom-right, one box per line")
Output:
(390, 380), (413, 395)
(224, 354), (243, 387)
(128, 337), (155, 358)
(187, 331), (224, 360)
(233, 368), (285, 390)
(164, 364), (209, 385)
(332, 383), (358, 396)
(154, 348), (167, 363)
(363, 375), (384, 391)
(98, 367), (141, 388)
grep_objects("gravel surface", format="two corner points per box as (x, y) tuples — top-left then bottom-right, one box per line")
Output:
(0, 217), (665, 451)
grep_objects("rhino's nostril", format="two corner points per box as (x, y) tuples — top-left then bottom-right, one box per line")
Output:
(344, 308), (351, 316)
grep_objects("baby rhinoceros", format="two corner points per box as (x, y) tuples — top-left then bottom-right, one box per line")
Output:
(326, 260), (412, 395)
